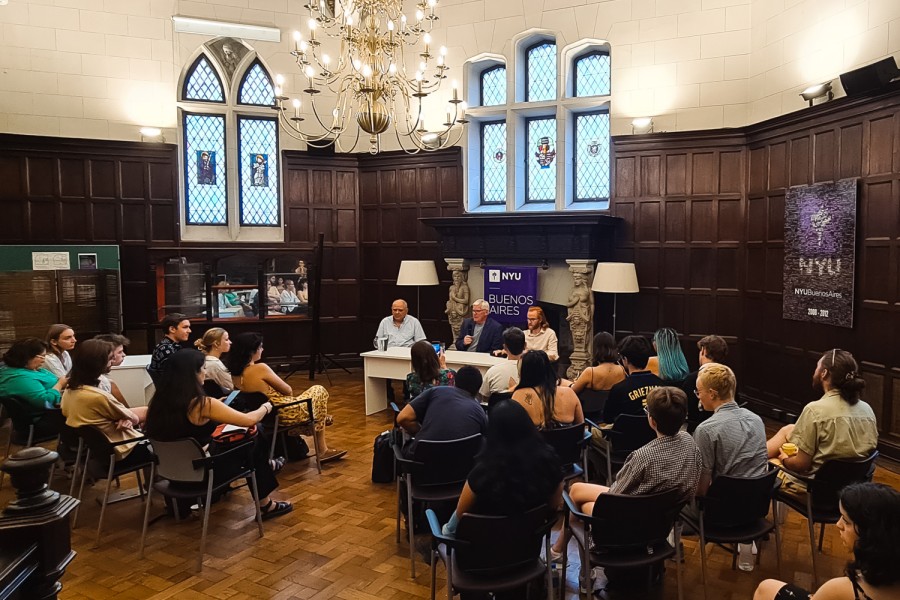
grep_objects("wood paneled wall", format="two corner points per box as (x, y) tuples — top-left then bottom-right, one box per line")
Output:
(612, 88), (900, 458)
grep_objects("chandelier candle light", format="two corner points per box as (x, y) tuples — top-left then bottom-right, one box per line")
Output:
(274, 0), (467, 154)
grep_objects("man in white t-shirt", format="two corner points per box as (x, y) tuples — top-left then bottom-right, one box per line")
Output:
(477, 327), (525, 403)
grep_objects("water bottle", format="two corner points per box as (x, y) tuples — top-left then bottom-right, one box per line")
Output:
(737, 543), (754, 571)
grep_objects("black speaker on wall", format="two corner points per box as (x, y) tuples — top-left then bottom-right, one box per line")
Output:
(839, 57), (899, 97)
(305, 143), (336, 156)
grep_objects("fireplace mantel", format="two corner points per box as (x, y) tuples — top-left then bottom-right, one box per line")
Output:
(420, 213), (622, 261)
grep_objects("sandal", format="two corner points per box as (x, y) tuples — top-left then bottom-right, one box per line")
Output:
(324, 415), (334, 426)
(319, 448), (348, 463)
(260, 499), (293, 520)
(269, 456), (286, 473)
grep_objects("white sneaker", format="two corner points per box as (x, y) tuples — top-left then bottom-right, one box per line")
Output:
(579, 567), (602, 594)
(752, 541), (758, 555)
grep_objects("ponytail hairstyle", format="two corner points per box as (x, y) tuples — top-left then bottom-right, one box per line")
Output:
(194, 327), (227, 354)
(823, 348), (865, 405)
(653, 328), (690, 382)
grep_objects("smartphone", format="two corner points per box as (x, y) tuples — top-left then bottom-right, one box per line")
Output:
(223, 390), (240, 406)
(432, 342), (444, 354)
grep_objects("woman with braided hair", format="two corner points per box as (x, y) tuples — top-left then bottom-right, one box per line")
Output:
(766, 348), (877, 481)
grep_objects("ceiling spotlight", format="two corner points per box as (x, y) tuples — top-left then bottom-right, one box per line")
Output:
(139, 127), (165, 142)
(631, 117), (653, 134)
(799, 81), (833, 107)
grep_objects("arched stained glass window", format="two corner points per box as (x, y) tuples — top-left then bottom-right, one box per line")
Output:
(526, 42), (557, 102)
(184, 113), (227, 224)
(239, 62), (275, 106)
(480, 66), (506, 106)
(574, 52), (611, 97)
(184, 56), (225, 102)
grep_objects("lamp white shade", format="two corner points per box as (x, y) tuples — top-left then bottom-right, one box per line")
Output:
(396, 260), (440, 286)
(591, 262), (639, 293)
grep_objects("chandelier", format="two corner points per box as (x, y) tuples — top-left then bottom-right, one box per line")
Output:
(273, 0), (467, 154)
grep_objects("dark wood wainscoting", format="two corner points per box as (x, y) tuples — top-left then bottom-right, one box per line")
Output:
(611, 86), (900, 459)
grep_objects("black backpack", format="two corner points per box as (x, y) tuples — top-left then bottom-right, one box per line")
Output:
(371, 430), (396, 483)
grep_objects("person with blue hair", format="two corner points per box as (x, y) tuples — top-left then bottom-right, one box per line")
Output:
(648, 327), (690, 383)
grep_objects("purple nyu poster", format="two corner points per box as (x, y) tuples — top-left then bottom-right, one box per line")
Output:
(783, 178), (857, 328)
(484, 266), (538, 325)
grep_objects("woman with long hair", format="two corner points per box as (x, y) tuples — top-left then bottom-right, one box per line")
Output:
(406, 340), (455, 399)
(512, 350), (583, 429)
(144, 349), (292, 520)
(194, 327), (233, 392)
(754, 482), (900, 600)
(443, 399), (563, 535)
(0, 338), (67, 411)
(44, 324), (77, 379)
(648, 327), (690, 382)
(570, 331), (626, 394)
(225, 332), (346, 464)
(62, 339), (150, 465)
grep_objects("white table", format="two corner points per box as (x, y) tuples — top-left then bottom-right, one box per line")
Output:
(360, 347), (506, 415)
(108, 354), (155, 407)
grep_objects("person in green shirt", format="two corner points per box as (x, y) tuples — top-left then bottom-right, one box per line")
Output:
(0, 338), (67, 411)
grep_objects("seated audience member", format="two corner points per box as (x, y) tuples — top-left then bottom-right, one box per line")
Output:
(454, 299), (504, 354)
(147, 313), (191, 385)
(61, 339), (150, 467)
(297, 279), (309, 304)
(406, 340), (455, 399)
(280, 280), (305, 315)
(754, 482), (900, 600)
(682, 335), (729, 429)
(602, 335), (664, 424)
(692, 363), (767, 496)
(512, 350), (584, 429)
(396, 365), (488, 458)
(651, 327), (690, 383)
(94, 333), (131, 407)
(144, 350), (292, 520)
(194, 327), (233, 393)
(217, 277), (253, 317)
(225, 332), (346, 463)
(766, 349), (878, 482)
(0, 338), (66, 411)
(570, 331), (626, 395)
(478, 327), (526, 402)
(523, 306), (559, 361)
(375, 299), (427, 349)
(442, 400), (563, 539)
(44, 324), (77, 378)
(266, 276), (282, 313)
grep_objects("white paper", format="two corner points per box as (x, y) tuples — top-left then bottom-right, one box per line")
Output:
(220, 424), (247, 433)
(32, 252), (70, 271)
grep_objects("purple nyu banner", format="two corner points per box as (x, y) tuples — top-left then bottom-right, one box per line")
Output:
(783, 178), (857, 328)
(484, 266), (537, 325)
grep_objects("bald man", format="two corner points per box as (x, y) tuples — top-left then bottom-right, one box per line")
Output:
(374, 299), (427, 349)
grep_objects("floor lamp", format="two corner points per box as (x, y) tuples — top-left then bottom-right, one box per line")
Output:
(396, 260), (440, 317)
(591, 262), (639, 338)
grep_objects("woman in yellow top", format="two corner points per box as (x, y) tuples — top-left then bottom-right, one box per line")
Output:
(225, 332), (347, 464)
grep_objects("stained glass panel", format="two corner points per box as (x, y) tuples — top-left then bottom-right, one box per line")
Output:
(238, 117), (280, 226)
(575, 53), (611, 97)
(481, 66), (506, 106)
(184, 113), (227, 224)
(574, 112), (610, 201)
(527, 43), (557, 102)
(184, 56), (224, 102)
(239, 62), (275, 106)
(481, 121), (507, 204)
(526, 117), (557, 202)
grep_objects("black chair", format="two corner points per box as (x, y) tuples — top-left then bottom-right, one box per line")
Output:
(202, 380), (227, 398)
(393, 433), (483, 578)
(269, 396), (321, 473)
(426, 505), (556, 600)
(0, 396), (64, 489)
(588, 414), (655, 485)
(139, 437), (264, 571)
(487, 391), (512, 413)
(681, 468), (781, 589)
(540, 422), (591, 485)
(562, 488), (684, 600)
(70, 425), (153, 547)
(776, 451), (878, 587)
(577, 388), (609, 423)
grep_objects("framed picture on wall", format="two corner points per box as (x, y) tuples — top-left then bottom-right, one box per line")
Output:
(78, 253), (98, 270)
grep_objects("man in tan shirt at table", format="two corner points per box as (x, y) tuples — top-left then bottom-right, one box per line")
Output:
(523, 306), (558, 361)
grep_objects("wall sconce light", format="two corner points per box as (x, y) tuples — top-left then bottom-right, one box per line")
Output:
(631, 117), (653, 134)
(799, 81), (833, 107)
(140, 127), (165, 142)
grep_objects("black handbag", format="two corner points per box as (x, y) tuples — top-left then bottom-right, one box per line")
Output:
(371, 430), (395, 483)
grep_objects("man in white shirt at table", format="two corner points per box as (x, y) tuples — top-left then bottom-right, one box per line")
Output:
(374, 299), (426, 401)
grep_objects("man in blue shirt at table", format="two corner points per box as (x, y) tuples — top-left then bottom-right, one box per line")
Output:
(374, 299), (426, 402)
(455, 299), (504, 354)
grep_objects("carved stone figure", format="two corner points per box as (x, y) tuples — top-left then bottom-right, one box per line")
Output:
(445, 267), (470, 341)
(566, 266), (594, 380)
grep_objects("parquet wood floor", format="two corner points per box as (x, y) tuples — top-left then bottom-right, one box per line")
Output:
(2, 370), (899, 599)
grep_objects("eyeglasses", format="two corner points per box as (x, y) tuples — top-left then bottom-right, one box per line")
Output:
(643, 405), (650, 415)
(472, 309), (487, 314)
